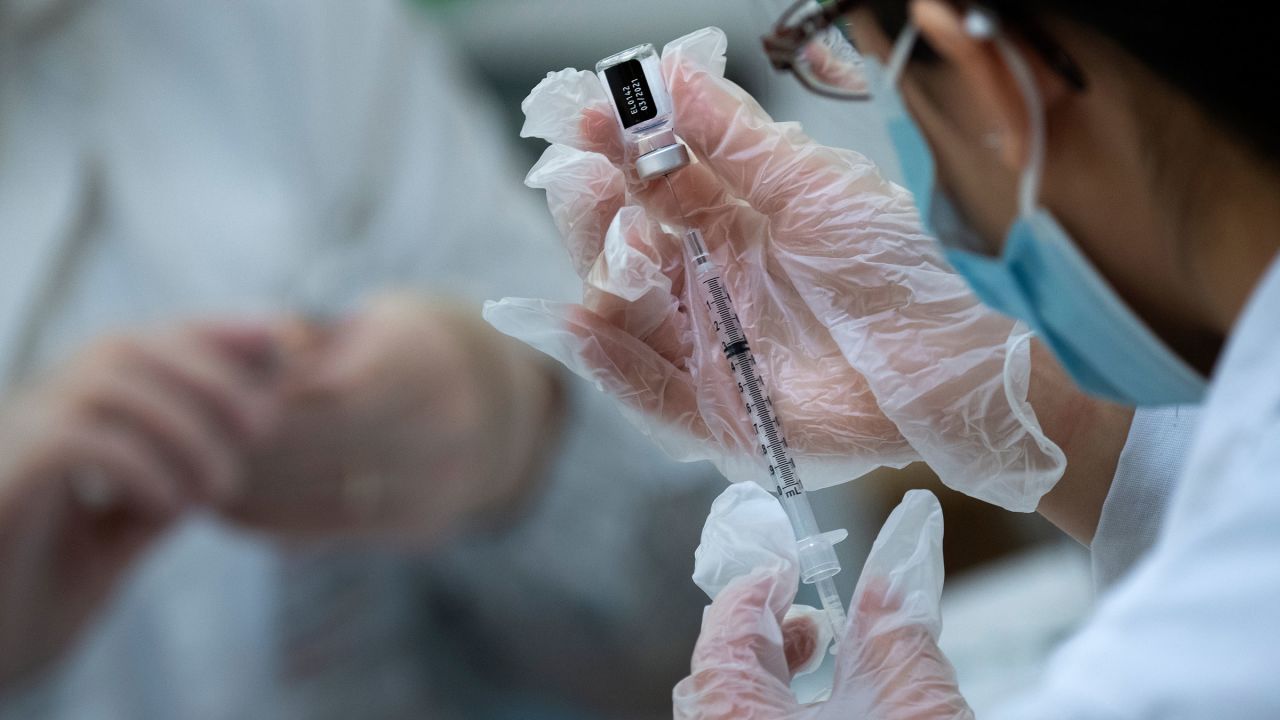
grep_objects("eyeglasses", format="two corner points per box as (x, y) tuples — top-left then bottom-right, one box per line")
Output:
(761, 0), (870, 100)
(760, 0), (1087, 101)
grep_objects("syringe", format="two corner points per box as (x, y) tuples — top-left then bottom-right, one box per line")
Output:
(595, 43), (848, 643)
(667, 182), (848, 643)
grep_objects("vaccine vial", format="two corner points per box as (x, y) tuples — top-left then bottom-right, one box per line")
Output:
(596, 44), (691, 181)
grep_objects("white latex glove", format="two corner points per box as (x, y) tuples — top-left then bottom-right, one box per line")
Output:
(485, 28), (1064, 509)
(675, 484), (972, 719)
(689, 482), (835, 679)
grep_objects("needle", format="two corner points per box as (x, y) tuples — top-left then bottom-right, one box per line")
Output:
(663, 174), (691, 228)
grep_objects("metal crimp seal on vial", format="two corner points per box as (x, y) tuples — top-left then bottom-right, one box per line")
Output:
(635, 142), (691, 181)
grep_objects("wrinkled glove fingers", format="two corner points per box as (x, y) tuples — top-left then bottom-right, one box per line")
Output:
(838, 490), (945, 677)
(674, 569), (801, 719)
(483, 299), (711, 441)
(577, 206), (694, 365)
(690, 569), (796, 681)
(565, 304), (706, 436)
(844, 583), (973, 720)
(520, 35), (749, 256)
(585, 288), (691, 372)
(662, 30), (884, 222)
(578, 102), (626, 162)
(584, 205), (686, 302)
(668, 60), (824, 219)
(526, 145), (627, 279)
(526, 123), (736, 288)
(576, 104), (741, 235)
(672, 669), (796, 720)
(781, 609), (826, 677)
(832, 491), (973, 719)
(521, 68), (611, 152)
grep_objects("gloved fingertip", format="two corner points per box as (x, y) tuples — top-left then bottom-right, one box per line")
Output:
(484, 298), (607, 359)
(701, 567), (791, 633)
(526, 143), (623, 194)
(520, 68), (608, 147)
(525, 144), (581, 189)
(482, 297), (553, 338)
(853, 576), (897, 620)
(782, 605), (831, 677)
(690, 567), (797, 683)
(479, 298), (501, 319)
(587, 207), (673, 301)
(864, 490), (944, 565)
(661, 26), (729, 81)
(882, 490), (946, 563)
(837, 489), (948, 684)
(578, 104), (626, 163)
(658, 44), (779, 165)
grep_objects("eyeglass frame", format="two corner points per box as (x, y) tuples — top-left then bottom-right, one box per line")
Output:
(760, 0), (1088, 100)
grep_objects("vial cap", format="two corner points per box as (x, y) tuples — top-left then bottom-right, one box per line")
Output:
(635, 143), (691, 181)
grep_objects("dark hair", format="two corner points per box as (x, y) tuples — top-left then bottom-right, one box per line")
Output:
(868, 1), (1280, 164)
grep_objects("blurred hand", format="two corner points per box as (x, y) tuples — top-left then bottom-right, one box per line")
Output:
(0, 321), (279, 686)
(487, 28), (1063, 508)
(227, 293), (562, 547)
(673, 490), (972, 720)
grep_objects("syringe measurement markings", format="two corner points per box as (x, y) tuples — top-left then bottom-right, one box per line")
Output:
(703, 277), (745, 346)
(698, 268), (804, 495)
(756, 406), (800, 488)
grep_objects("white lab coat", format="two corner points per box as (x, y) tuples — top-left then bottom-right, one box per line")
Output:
(0, 0), (719, 716)
(994, 254), (1280, 718)
(1091, 406), (1197, 590)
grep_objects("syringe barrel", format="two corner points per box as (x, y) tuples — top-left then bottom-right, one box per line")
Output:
(689, 229), (841, 586)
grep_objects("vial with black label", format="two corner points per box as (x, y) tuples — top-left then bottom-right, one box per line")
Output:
(596, 44), (691, 181)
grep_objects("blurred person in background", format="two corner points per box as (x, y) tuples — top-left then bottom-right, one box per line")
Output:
(0, 0), (721, 717)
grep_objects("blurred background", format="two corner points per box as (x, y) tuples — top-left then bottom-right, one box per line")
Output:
(0, 0), (1092, 718)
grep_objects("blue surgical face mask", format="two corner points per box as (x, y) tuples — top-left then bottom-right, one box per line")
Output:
(879, 17), (1207, 406)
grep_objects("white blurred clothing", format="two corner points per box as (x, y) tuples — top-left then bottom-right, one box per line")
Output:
(1091, 406), (1198, 590)
(0, 0), (716, 716)
(994, 255), (1280, 718)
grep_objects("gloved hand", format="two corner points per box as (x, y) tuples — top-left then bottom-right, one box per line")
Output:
(226, 293), (562, 546)
(674, 485), (972, 719)
(485, 28), (1064, 508)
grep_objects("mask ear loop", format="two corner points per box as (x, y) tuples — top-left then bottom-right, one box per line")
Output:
(883, 23), (920, 87)
(967, 9), (1069, 489)
(966, 7), (1047, 218)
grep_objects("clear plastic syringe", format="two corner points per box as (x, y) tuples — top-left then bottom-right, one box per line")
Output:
(674, 206), (848, 641)
(596, 43), (847, 643)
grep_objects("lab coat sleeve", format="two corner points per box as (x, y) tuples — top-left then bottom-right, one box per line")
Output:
(990, 420), (1280, 719)
(1090, 406), (1198, 590)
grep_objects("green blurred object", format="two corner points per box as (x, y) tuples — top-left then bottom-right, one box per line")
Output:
(410, 0), (474, 24)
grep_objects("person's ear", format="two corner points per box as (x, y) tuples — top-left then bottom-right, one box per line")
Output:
(909, 0), (1072, 172)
